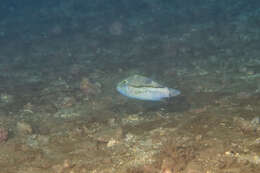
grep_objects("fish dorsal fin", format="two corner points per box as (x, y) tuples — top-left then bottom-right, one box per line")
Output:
(127, 75), (163, 88)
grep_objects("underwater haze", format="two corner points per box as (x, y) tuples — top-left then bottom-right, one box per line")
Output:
(0, 0), (260, 172)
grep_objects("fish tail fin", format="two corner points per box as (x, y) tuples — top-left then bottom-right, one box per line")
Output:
(168, 88), (181, 97)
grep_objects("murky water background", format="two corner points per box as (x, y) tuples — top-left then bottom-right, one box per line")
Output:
(0, 0), (260, 172)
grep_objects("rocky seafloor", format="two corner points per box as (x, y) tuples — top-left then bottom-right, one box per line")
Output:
(0, 0), (260, 172)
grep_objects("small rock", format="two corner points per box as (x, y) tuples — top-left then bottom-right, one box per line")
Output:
(80, 77), (101, 97)
(94, 127), (123, 143)
(255, 138), (260, 144)
(124, 133), (136, 142)
(0, 127), (8, 143)
(57, 96), (76, 109)
(195, 135), (202, 141)
(16, 121), (33, 135)
(107, 118), (118, 127)
(251, 117), (260, 126)
(185, 161), (204, 173)
(233, 117), (257, 132)
(161, 159), (174, 173)
(107, 138), (119, 147)
(237, 153), (260, 165)
(36, 135), (50, 145)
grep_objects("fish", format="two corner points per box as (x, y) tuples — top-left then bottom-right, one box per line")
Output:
(116, 75), (180, 101)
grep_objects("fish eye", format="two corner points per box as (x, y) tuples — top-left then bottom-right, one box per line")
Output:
(122, 80), (127, 84)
